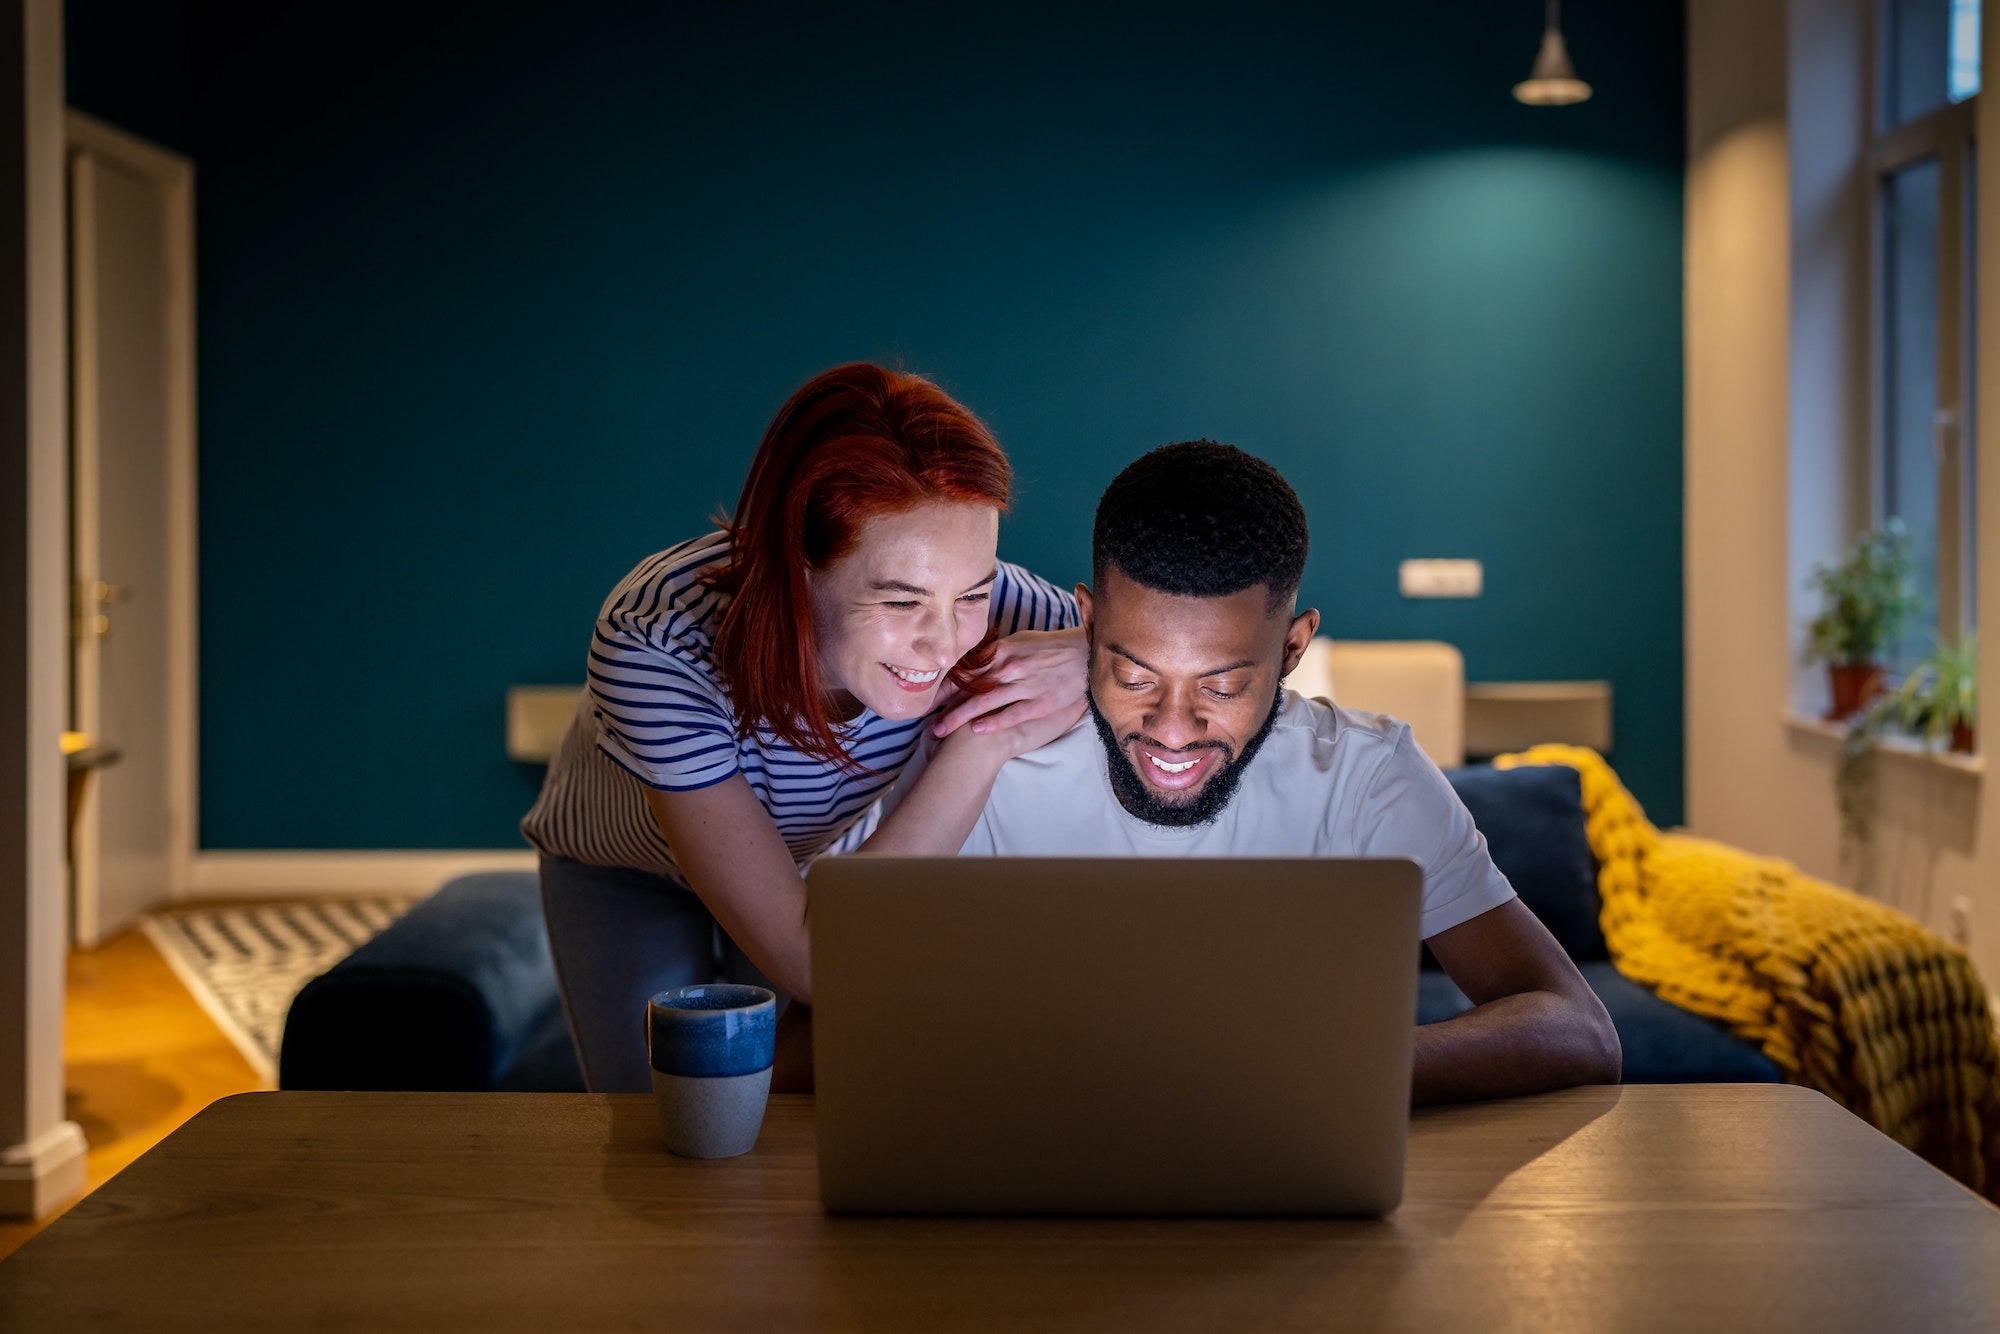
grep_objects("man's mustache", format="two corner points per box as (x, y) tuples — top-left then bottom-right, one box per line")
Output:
(1121, 734), (1232, 757)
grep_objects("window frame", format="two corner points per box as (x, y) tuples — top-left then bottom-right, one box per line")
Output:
(1868, 0), (1979, 654)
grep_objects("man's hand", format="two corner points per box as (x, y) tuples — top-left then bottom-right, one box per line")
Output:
(1414, 899), (1621, 1104)
(932, 626), (1087, 739)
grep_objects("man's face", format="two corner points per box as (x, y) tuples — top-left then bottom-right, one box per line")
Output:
(1077, 566), (1319, 826)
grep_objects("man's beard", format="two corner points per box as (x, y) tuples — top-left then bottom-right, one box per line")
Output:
(1088, 687), (1284, 828)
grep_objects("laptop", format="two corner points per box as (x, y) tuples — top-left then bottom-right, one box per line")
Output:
(808, 856), (1421, 1216)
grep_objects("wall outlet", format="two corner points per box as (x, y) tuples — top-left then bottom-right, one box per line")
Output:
(1399, 559), (1483, 599)
(1952, 895), (1973, 949)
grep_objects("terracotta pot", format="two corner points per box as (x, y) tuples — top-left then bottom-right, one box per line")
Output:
(1826, 664), (1885, 720)
(1951, 721), (1976, 754)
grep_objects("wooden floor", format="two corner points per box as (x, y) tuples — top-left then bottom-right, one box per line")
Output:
(0, 928), (265, 1261)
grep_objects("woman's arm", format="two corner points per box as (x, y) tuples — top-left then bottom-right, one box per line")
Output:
(859, 695), (1084, 856)
(645, 693), (1083, 1005)
(867, 618), (1090, 853)
(644, 779), (819, 1001)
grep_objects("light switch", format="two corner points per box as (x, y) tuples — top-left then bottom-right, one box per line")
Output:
(1399, 559), (1483, 598)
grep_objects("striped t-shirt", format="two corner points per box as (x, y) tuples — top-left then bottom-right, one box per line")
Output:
(521, 529), (1079, 883)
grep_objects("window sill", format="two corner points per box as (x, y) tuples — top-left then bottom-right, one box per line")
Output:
(1782, 713), (1985, 776)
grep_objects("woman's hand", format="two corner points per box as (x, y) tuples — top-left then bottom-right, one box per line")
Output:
(936, 689), (1087, 764)
(932, 625), (1088, 739)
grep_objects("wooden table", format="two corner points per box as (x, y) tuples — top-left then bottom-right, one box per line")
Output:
(3, 1085), (1997, 1332)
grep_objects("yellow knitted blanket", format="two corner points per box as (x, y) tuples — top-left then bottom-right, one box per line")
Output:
(1496, 744), (2000, 1197)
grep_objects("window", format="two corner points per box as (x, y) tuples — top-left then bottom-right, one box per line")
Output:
(1874, 0), (1980, 666)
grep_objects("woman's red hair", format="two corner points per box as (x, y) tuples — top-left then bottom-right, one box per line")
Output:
(703, 363), (1012, 766)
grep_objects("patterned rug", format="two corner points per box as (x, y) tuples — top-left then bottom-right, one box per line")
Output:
(141, 898), (420, 1082)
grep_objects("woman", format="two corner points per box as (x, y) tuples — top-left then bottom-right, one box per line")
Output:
(523, 363), (1085, 1092)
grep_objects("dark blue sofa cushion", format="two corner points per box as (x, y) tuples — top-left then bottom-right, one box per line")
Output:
(1416, 964), (1783, 1083)
(1445, 763), (1608, 962)
(1577, 962), (1782, 1083)
(280, 871), (583, 1092)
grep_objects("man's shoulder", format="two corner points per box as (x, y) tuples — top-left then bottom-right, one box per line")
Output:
(970, 714), (1111, 841)
(997, 712), (1102, 780)
(1269, 690), (1412, 768)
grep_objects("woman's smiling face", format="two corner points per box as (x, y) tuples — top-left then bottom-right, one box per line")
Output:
(810, 500), (1000, 722)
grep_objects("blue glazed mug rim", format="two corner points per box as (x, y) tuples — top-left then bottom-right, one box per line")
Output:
(647, 984), (777, 1077)
(649, 983), (776, 1014)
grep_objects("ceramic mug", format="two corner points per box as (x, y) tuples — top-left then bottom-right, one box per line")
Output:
(646, 983), (777, 1158)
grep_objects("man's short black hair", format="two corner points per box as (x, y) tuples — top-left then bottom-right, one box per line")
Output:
(1092, 440), (1308, 612)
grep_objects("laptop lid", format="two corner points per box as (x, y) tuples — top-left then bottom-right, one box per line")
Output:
(809, 856), (1420, 1216)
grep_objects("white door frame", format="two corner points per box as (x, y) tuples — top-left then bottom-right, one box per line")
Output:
(65, 110), (195, 939)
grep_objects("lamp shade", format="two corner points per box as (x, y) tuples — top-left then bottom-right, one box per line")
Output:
(1513, 27), (1592, 105)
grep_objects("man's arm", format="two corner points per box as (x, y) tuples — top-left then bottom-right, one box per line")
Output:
(1414, 898), (1621, 1104)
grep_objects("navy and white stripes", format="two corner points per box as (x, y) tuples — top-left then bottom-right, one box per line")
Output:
(522, 530), (1077, 882)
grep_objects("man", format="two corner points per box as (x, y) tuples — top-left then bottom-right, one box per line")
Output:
(891, 440), (1620, 1103)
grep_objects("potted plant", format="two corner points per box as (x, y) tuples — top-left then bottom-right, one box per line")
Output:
(1884, 632), (1978, 754)
(1832, 632), (1977, 853)
(1804, 521), (1921, 719)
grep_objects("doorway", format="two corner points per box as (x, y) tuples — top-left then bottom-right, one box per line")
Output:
(66, 112), (194, 947)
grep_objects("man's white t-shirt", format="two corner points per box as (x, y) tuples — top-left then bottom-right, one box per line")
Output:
(887, 690), (1516, 941)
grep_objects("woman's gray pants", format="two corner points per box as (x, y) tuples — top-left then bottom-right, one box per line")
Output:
(537, 853), (783, 1093)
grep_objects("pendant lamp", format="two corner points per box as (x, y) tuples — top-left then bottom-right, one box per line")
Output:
(1513, 0), (1592, 106)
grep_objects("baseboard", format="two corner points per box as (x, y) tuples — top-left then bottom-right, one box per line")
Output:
(0, 1119), (87, 1219)
(185, 850), (539, 899)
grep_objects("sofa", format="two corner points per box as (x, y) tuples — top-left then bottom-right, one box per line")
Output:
(279, 760), (1783, 1092)
(279, 871), (586, 1092)
(1422, 762), (1778, 1081)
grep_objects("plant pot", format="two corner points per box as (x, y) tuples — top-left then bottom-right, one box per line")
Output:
(1951, 721), (1976, 754)
(1826, 664), (1886, 720)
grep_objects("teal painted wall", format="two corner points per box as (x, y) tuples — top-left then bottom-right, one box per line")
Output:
(76, 1), (1685, 846)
